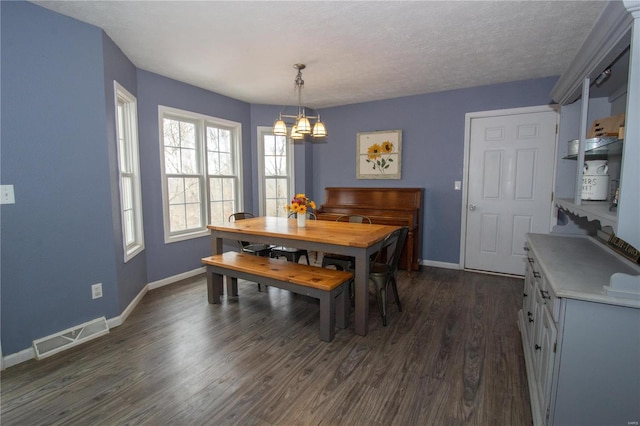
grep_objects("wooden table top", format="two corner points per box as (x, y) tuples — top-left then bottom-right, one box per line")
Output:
(208, 216), (400, 249)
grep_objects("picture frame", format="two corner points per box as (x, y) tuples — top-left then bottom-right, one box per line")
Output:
(356, 129), (402, 179)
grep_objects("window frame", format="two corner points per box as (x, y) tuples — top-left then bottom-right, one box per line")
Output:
(257, 126), (295, 217)
(114, 81), (145, 262)
(158, 106), (243, 243)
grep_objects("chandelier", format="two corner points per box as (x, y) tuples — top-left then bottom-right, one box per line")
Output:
(273, 64), (327, 140)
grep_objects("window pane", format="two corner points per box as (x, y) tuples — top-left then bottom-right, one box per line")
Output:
(264, 157), (277, 176)
(181, 148), (197, 174)
(121, 176), (133, 210)
(218, 129), (231, 152)
(274, 135), (287, 155)
(184, 177), (201, 203)
(168, 178), (185, 204)
(276, 178), (288, 199)
(185, 203), (201, 228)
(164, 147), (180, 174)
(209, 200), (222, 225)
(164, 119), (182, 147)
(221, 178), (235, 200)
(207, 127), (219, 152)
(218, 153), (232, 175)
(264, 135), (275, 155)
(265, 198), (278, 216)
(181, 121), (195, 148)
(124, 210), (135, 245)
(209, 177), (222, 201)
(169, 205), (186, 232)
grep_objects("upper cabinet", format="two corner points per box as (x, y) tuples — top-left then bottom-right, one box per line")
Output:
(550, 1), (640, 249)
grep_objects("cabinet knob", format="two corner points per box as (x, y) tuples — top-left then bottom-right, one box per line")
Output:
(533, 271), (541, 278)
(540, 290), (550, 300)
(523, 293), (528, 298)
(535, 344), (542, 351)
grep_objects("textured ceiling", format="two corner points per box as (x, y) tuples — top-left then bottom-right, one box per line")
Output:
(33, 1), (607, 109)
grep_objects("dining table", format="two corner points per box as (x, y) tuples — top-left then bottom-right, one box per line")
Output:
(207, 216), (401, 336)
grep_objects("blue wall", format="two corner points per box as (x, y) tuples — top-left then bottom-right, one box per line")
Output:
(101, 31), (148, 311)
(1, 1), (557, 357)
(1, 2), (119, 353)
(253, 78), (558, 264)
(136, 71), (252, 282)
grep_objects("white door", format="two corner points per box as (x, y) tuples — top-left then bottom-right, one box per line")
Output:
(464, 108), (557, 275)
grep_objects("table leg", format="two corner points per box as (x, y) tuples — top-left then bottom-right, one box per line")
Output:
(353, 251), (369, 336)
(208, 235), (224, 303)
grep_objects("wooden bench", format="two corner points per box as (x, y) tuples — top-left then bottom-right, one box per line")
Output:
(201, 252), (353, 342)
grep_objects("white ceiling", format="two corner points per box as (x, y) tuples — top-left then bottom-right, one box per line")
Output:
(33, 1), (607, 109)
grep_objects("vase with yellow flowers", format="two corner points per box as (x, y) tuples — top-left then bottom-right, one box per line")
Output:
(286, 193), (316, 227)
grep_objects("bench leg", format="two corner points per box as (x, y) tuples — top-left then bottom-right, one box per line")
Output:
(226, 276), (238, 297)
(335, 284), (349, 329)
(318, 293), (336, 342)
(207, 267), (223, 304)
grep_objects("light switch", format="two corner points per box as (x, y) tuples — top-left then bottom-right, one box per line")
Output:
(454, 181), (462, 191)
(1, 185), (15, 204)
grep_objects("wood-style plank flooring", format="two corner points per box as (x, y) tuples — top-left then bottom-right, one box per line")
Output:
(1, 267), (532, 425)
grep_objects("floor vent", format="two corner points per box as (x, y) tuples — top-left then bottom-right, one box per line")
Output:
(32, 317), (109, 360)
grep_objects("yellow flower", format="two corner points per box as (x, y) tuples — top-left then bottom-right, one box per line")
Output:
(286, 193), (315, 215)
(381, 140), (394, 153)
(367, 143), (382, 159)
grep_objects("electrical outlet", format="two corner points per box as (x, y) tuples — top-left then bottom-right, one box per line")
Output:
(91, 283), (103, 299)
(1, 185), (15, 204)
(454, 181), (462, 190)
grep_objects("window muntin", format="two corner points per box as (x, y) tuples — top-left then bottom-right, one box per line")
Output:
(114, 82), (144, 261)
(160, 107), (242, 242)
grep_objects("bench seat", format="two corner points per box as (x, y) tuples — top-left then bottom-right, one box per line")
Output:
(201, 252), (353, 341)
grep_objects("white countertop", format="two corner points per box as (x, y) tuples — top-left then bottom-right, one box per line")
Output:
(526, 233), (640, 309)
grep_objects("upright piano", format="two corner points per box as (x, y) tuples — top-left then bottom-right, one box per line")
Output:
(316, 187), (423, 271)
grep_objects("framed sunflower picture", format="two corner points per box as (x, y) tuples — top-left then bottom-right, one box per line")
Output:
(356, 129), (402, 179)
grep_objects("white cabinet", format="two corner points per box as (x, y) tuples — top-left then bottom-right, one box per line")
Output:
(551, 1), (640, 249)
(518, 233), (640, 426)
(520, 247), (558, 425)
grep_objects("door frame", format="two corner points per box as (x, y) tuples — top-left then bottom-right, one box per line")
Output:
(459, 104), (559, 272)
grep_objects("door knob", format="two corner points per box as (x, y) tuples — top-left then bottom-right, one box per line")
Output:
(469, 204), (477, 211)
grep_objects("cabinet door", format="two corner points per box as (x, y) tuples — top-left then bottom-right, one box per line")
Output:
(523, 264), (536, 342)
(536, 303), (558, 424)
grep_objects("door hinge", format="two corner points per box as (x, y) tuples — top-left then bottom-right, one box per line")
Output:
(555, 124), (558, 134)
(551, 192), (554, 202)
(553, 341), (557, 353)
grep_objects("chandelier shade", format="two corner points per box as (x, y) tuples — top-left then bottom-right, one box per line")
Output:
(273, 64), (327, 140)
(273, 117), (287, 136)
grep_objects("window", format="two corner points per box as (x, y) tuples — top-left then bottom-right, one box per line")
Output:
(257, 126), (294, 217)
(159, 106), (242, 242)
(114, 82), (144, 261)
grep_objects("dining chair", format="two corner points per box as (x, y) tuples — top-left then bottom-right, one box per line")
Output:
(369, 226), (408, 326)
(270, 212), (316, 265)
(228, 212), (274, 291)
(321, 214), (372, 271)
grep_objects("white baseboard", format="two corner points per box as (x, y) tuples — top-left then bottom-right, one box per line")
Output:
(2, 267), (206, 369)
(420, 259), (461, 270)
(147, 267), (205, 290)
(3, 348), (35, 369)
(106, 285), (148, 329)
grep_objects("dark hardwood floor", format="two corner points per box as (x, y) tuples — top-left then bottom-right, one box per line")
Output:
(1, 266), (532, 425)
